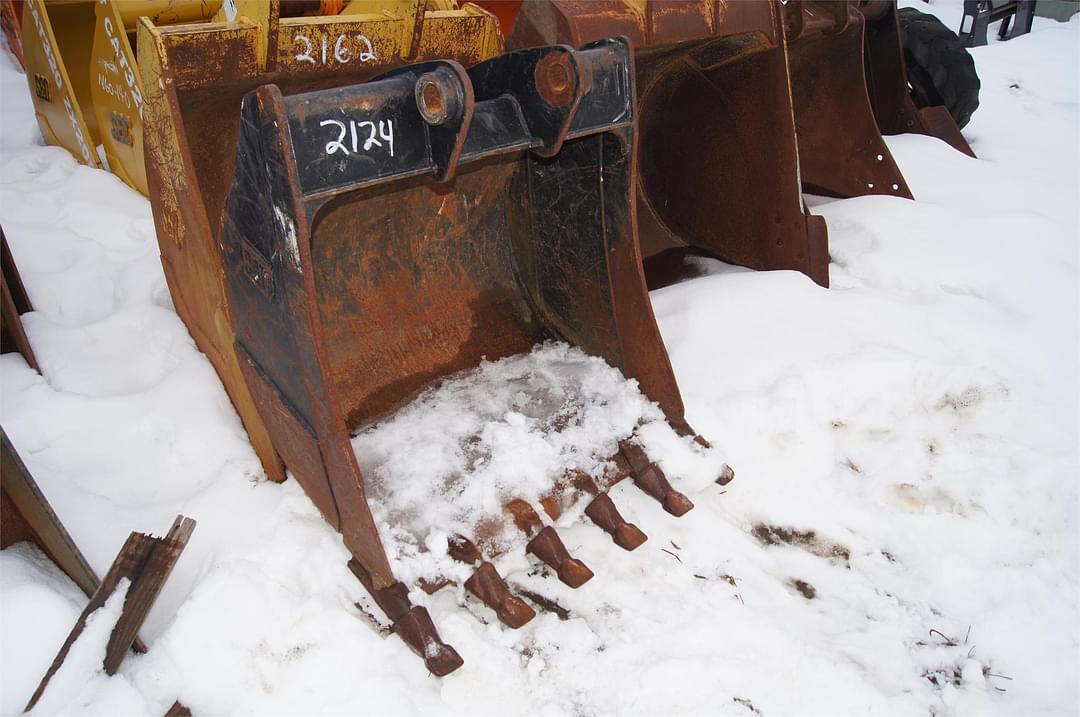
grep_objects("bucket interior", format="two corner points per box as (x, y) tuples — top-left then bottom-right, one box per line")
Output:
(307, 133), (634, 431)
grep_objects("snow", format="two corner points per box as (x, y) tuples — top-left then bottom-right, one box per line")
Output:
(0, 544), (86, 715)
(27, 577), (149, 716)
(272, 205), (300, 270)
(351, 341), (723, 587)
(1, 3), (1077, 715)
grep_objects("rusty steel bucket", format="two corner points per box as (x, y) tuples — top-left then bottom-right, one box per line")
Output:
(1, 0), (23, 68)
(857, 0), (976, 155)
(785, 0), (974, 200)
(494, 0), (829, 289)
(138, 1), (502, 485)
(219, 39), (712, 673)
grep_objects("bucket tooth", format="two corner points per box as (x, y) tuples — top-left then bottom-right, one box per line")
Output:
(606, 451), (636, 491)
(585, 492), (648, 551)
(670, 419), (703, 443)
(506, 499), (546, 537)
(448, 534), (483, 565)
(464, 562), (536, 629)
(542, 470), (596, 518)
(618, 441), (652, 475)
(568, 470), (601, 495)
(635, 465), (694, 517)
(448, 535), (535, 629)
(418, 577), (451, 594)
(348, 559), (462, 676)
(394, 606), (465, 677)
(716, 464), (736, 486)
(618, 441), (694, 517)
(539, 494), (565, 521)
(506, 500), (593, 588)
(527, 527), (594, 588)
(650, 428), (733, 486)
(554, 470), (647, 550)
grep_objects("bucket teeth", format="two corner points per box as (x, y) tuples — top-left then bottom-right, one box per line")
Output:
(394, 606), (465, 677)
(618, 441), (694, 516)
(669, 421), (713, 450)
(448, 535), (535, 629)
(636, 465), (695, 516)
(506, 500), (594, 588)
(585, 492), (648, 551)
(568, 470), (601, 495)
(347, 559), (462, 676)
(566, 470), (647, 550)
(367, 579), (412, 622)
(507, 498), (596, 587)
(539, 494), (565, 521)
(716, 464), (736, 486)
(531, 472), (646, 551)
(618, 441), (653, 475)
(527, 526), (594, 588)
(505, 499), (546, 536)
(448, 534), (483, 565)
(464, 562), (536, 629)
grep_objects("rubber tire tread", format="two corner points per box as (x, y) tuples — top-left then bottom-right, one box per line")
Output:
(897, 7), (981, 129)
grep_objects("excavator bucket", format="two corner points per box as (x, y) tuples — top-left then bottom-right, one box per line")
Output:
(1, 0), (23, 68)
(19, 1), (223, 190)
(219, 39), (717, 673)
(495, 0), (830, 288)
(138, 1), (502, 485)
(858, 1), (976, 155)
(21, 0), (100, 169)
(88, 1), (223, 195)
(785, 0), (973, 200)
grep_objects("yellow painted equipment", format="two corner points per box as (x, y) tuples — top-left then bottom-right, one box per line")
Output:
(21, 0), (499, 197)
(90, 1), (223, 194)
(20, 1), (222, 192)
(21, 0), (100, 170)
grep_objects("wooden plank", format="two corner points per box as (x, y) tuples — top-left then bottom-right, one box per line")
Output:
(25, 515), (195, 712)
(103, 516), (195, 673)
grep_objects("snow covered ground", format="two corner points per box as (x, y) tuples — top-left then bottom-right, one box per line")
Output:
(1, 2), (1077, 715)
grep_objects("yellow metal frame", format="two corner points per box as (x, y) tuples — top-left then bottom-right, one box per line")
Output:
(21, 0), (100, 169)
(22, 0), (498, 197)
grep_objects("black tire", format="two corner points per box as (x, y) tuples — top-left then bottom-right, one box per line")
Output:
(897, 7), (981, 129)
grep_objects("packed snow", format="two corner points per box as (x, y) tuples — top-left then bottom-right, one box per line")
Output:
(0, 2), (1077, 715)
(27, 578), (144, 716)
(352, 341), (724, 587)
